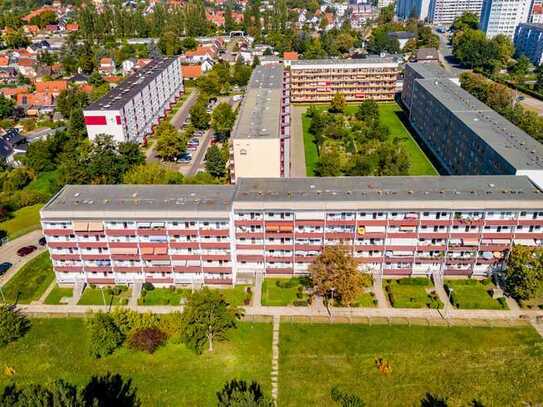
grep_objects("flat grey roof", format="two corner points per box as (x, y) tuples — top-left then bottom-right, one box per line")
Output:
(42, 184), (236, 214)
(232, 64), (284, 140)
(291, 56), (398, 66)
(414, 78), (543, 170)
(86, 57), (177, 111)
(406, 62), (456, 79)
(234, 176), (543, 203)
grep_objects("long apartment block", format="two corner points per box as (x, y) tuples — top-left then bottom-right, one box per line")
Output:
(403, 63), (543, 190)
(41, 176), (543, 287)
(230, 64), (290, 182)
(83, 57), (183, 144)
(289, 58), (399, 103)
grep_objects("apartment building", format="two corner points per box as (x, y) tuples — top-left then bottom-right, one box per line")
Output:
(230, 64), (291, 182)
(403, 63), (543, 189)
(83, 57), (183, 144)
(481, 0), (532, 39)
(427, 0), (484, 26)
(396, 0), (431, 21)
(41, 176), (543, 286)
(514, 23), (543, 65)
(289, 58), (399, 103)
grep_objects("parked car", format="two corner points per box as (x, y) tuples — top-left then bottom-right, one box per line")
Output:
(0, 262), (11, 275)
(190, 137), (200, 145)
(17, 245), (37, 257)
(178, 152), (192, 163)
(187, 145), (198, 151)
(38, 237), (47, 246)
(194, 130), (205, 137)
(232, 95), (242, 102)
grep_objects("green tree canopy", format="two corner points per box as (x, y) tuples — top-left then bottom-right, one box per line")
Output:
(504, 245), (543, 301)
(155, 123), (187, 161)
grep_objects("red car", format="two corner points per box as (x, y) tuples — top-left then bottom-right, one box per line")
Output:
(17, 245), (37, 257)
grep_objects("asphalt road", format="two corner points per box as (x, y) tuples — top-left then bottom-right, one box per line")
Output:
(434, 31), (467, 76)
(0, 230), (46, 287)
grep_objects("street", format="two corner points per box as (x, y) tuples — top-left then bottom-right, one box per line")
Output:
(434, 30), (467, 76)
(0, 230), (46, 287)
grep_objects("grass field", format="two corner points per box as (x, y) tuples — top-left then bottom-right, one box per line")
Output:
(445, 279), (507, 310)
(25, 170), (59, 195)
(385, 278), (443, 309)
(78, 287), (132, 306)
(279, 323), (543, 406)
(261, 278), (308, 306)
(0, 252), (54, 304)
(140, 287), (190, 305)
(301, 102), (437, 176)
(0, 319), (272, 406)
(0, 204), (43, 240)
(44, 285), (73, 305)
(351, 291), (377, 307)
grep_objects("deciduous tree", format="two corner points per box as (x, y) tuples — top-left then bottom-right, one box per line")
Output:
(123, 163), (184, 184)
(217, 379), (273, 407)
(504, 245), (543, 301)
(155, 123), (187, 161)
(211, 102), (236, 137)
(329, 92), (346, 114)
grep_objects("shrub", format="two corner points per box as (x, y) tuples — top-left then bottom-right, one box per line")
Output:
(169, 285), (176, 292)
(497, 297), (507, 309)
(127, 327), (167, 353)
(0, 304), (31, 347)
(158, 312), (183, 343)
(143, 282), (154, 291)
(111, 309), (160, 336)
(275, 278), (298, 289)
(293, 299), (308, 306)
(87, 312), (124, 358)
(217, 379), (272, 406)
(112, 286), (122, 296)
(481, 278), (493, 286)
(89, 283), (96, 289)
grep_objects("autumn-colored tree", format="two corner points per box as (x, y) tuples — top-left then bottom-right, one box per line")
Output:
(309, 246), (370, 306)
(329, 92), (346, 114)
(504, 245), (543, 301)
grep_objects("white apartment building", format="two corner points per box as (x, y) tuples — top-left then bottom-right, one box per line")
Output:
(427, 0), (484, 26)
(481, 0), (532, 39)
(230, 64), (291, 182)
(83, 57), (183, 144)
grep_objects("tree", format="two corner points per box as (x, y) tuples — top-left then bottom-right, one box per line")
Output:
(420, 393), (448, 407)
(510, 55), (532, 79)
(180, 288), (243, 353)
(356, 100), (379, 124)
(158, 31), (182, 56)
(56, 87), (89, 119)
(0, 380), (79, 406)
(87, 312), (125, 358)
(217, 379), (273, 407)
(205, 144), (227, 178)
(309, 246), (370, 306)
(492, 34), (514, 65)
(123, 163), (184, 184)
(330, 386), (365, 406)
(3, 30), (29, 48)
(81, 373), (141, 407)
(0, 305), (31, 347)
(315, 148), (343, 177)
(232, 62), (252, 86)
(329, 92), (346, 114)
(535, 64), (543, 93)
(504, 245), (543, 301)
(190, 101), (211, 130)
(2, 167), (34, 192)
(155, 123), (187, 161)
(0, 94), (14, 119)
(127, 328), (167, 354)
(452, 12), (479, 31)
(211, 102), (236, 136)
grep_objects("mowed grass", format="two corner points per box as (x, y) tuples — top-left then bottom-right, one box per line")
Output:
(0, 251), (54, 304)
(44, 285), (73, 304)
(279, 323), (543, 406)
(140, 287), (190, 305)
(0, 318), (272, 406)
(301, 102), (437, 176)
(261, 278), (307, 306)
(351, 291), (377, 307)
(445, 279), (507, 310)
(0, 204), (43, 240)
(77, 287), (132, 306)
(385, 278), (442, 309)
(25, 170), (59, 195)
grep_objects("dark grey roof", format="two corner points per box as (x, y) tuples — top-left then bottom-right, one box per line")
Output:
(415, 48), (439, 60)
(414, 78), (543, 170)
(234, 176), (543, 203)
(388, 31), (416, 39)
(232, 64), (284, 140)
(291, 56), (398, 66)
(406, 62), (455, 79)
(86, 57), (177, 111)
(42, 184), (237, 214)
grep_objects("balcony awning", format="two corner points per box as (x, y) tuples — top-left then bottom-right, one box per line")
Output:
(73, 222), (89, 232)
(88, 222), (103, 232)
(462, 239), (479, 246)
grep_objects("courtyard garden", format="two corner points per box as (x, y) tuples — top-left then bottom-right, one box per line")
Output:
(0, 252), (54, 304)
(351, 290), (378, 307)
(301, 101), (437, 176)
(77, 285), (132, 306)
(444, 279), (508, 310)
(384, 278), (443, 309)
(139, 284), (252, 306)
(44, 285), (73, 305)
(261, 277), (310, 306)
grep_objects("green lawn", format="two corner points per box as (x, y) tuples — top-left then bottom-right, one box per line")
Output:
(352, 291), (378, 307)
(445, 279), (507, 310)
(385, 278), (443, 309)
(78, 286), (132, 306)
(0, 318), (272, 406)
(25, 170), (60, 195)
(0, 252), (54, 304)
(0, 204), (43, 239)
(301, 102), (437, 176)
(261, 278), (308, 306)
(219, 285), (252, 307)
(140, 287), (190, 305)
(279, 323), (543, 406)
(44, 285), (73, 305)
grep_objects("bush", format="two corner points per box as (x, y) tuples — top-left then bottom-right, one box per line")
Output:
(87, 312), (124, 358)
(497, 297), (507, 309)
(0, 304), (31, 347)
(112, 287), (122, 296)
(275, 278), (298, 289)
(158, 312), (183, 343)
(142, 282), (154, 291)
(127, 327), (167, 354)
(481, 278), (493, 286)
(110, 309), (160, 337)
(293, 299), (308, 306)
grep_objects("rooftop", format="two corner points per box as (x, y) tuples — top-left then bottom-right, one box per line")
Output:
(85, 57), (177, 111)
(291, 56), (399, 67)
(231, 64), (284, 140)
(406, 62), (456, 79)
(414, 78), (543, 170)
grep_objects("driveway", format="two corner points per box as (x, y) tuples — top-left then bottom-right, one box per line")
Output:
(0, 229), (46, 286)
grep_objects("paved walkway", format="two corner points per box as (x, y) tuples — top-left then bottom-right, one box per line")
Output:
(253, 273), (263, 306)
(290, 106), (307, 177)
(432, 273), (453, 311)
(373, 275), (390, 308)
(271, 315), (280, 404)
(0, 230), (45, 287)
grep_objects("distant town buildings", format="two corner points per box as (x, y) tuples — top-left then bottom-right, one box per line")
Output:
(480, 0), (532, 39)
(230, 64), (291, 182)
(289, 58), (399, 103)
(514, 23), (543, 65)
(396, 0), (482, 25)
(83, 57), (183, 144)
